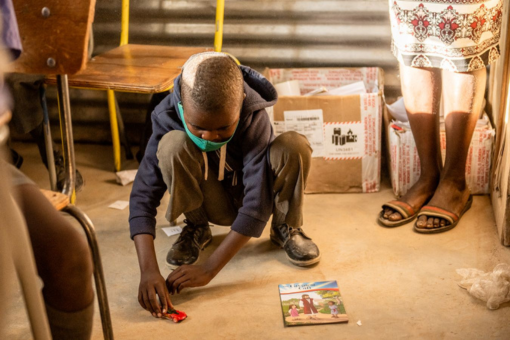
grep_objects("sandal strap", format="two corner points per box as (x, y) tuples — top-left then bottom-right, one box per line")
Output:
(418, 206), (459, 224)
(381, 200), (415, 219)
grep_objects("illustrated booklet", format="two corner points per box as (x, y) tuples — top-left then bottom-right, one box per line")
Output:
(278, 280), (348, 327)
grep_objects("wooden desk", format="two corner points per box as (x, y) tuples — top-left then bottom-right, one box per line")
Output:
(46, 45), (211, 93)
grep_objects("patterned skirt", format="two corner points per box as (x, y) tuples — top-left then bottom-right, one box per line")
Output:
(389, 0), (504, 72)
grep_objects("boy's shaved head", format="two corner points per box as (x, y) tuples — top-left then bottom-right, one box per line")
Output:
(181, 52), (244, 113)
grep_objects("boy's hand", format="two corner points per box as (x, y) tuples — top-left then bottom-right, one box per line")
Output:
(134, 234), (174, 318)
(165, 230), (251, 295)
(139, 269), (174, 318)
(166, 264), (214, 294)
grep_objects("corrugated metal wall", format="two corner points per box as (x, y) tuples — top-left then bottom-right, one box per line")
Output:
(35, 0), (400, 144)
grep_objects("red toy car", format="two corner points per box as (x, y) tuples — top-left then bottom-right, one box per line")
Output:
(164, 309), (187, 323)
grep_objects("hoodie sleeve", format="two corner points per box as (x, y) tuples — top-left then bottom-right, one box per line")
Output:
(231, 109), (274, 238)
(129, 111), (169, 239)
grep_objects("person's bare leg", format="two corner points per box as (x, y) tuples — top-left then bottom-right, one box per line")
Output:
(383, 64), (442, 221)
(14, 184), (94, 339)
(416, 68), (486, 229)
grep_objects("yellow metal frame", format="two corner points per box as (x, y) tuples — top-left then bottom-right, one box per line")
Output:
(103, 0), (227, 171)
(107, 89), (121, 172)
(120, 0), (129, 46)
(214, 0), (224, 52)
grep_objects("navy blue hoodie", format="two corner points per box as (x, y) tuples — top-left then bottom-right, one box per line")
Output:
(129, 66), (278, 239)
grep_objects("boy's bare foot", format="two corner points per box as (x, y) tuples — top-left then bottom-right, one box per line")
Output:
(381, 176), (439, 222)
(415, 178), (471, 230)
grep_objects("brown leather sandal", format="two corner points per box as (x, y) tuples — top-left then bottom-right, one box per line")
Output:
(378, 200), (418, 227)
(414, 195), (473, 234)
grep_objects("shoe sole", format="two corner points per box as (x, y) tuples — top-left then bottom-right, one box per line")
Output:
(414, 195), (473, 234)
(377, 213), (416, 228)
(270, 236), (321, 267)
(165, 236), (213, 270)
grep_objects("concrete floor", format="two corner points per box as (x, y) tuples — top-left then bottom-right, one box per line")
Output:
(5, 142), (510, 339)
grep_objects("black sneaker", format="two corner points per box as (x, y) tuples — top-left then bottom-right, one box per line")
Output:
(10, 149), (23, 169)
(166, 220), (212, 269)
(270, 224), (321, 267)
(54, 151), (84, 192)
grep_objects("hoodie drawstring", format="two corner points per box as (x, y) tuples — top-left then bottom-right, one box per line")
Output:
(202, 152), (209, 180)
(218, 144), (227, 181)
(202, 144), (228, 182)
(232, 171), (237, 186)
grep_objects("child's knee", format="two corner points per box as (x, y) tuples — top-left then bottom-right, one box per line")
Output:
(270, 131), (312, 164)
(44, 229), (93, 287)
(157, 131), (188, 170)
(157, 130), (190, 161)
(157, 130), (202, 175)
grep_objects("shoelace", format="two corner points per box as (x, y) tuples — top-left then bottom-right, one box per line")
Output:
(175, 220), (208, 250)
(279, 224), (304, 237)
(288, 226), (304, 237)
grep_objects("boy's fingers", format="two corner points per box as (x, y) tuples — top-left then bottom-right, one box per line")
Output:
(176, 280), (191, 294)
(166, 267), (180, 280)
(142, 291), (154, 314)
(167, 267), (185, 284)
(172, 275), (189, 294)
(167, 294), (174, 310)
(147, 290), (161, 316)
(166, 279), (174, 295)
(138, 290), (147, 310)
(162, 285), (174, 310)
(166, 273), (185, 294)
(155, 285), (168, 313)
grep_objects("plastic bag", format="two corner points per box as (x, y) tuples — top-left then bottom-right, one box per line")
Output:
(457, 264), (510, 310)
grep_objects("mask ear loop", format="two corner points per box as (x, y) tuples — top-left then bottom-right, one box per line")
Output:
(218, 144), (227, 181)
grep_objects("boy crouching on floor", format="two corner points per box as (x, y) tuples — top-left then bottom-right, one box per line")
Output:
(129, 52), (321, 318)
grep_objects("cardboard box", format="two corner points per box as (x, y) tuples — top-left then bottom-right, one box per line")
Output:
(388, 115), (494, 196)
(265, 68), (384, 193)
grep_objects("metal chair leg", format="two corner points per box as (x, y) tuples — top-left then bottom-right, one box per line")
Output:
(107, 89), (122, 172)
(63, 204), (114, 340)
(40, 86), (57, 191)
(56, 75), (76, 201)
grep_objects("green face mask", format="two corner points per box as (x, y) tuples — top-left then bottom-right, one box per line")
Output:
(178, 102), (238, 152)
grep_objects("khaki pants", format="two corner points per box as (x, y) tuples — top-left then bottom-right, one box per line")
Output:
(157, 130), (311, 229)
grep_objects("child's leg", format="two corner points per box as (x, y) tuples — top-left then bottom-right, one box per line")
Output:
(269, 131), (320, 266)
(157, 131), (236, 267)
(13, 181), (94, 340)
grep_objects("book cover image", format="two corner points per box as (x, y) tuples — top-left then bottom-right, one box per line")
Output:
(278, 280), (348, 327)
